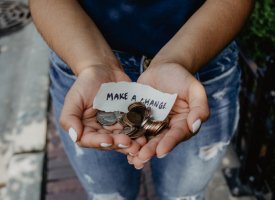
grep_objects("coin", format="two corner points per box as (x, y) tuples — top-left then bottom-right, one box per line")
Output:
(144, 107), (151, 118)
(125, 111), (143, 127)
(122, 126), (138, 136)
(96, 102), (169, 139)
(96, 111), (117, 126)
(128, 102), (146, 111)
(128, 102), (147, 118)
(114, 111), (124, 121)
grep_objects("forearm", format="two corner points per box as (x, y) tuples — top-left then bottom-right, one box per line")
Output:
(29, 0), (120, 75)
(151, 0), (254, 73)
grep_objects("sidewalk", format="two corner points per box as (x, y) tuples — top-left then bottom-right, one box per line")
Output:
(0, 1), (49, 198)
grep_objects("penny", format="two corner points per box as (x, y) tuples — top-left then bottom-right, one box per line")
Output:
(128, 102), (146, 111)
(122, 126), (138, 136)
(144, 107), (151, 118)
(125, 111), (143, 127)
(118, 115), (128, 127)
(96, 111), (117, 126)
(128, 102), (147, 119)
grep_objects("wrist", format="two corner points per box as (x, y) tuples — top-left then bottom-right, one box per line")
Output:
(150, 52), (198, 73)
(72, 57), (122, 77)
(76, 63), (131, 84)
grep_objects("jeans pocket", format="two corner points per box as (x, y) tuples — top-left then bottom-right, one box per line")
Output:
(203, 63), (241, 110)
(49, 53), (76, 104)
(50, 51), (76, 80)
(198, 41), (239, 83)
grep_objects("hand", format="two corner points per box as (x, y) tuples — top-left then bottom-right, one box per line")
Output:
(128, 63), (210, 169)
(59, 65), (145, 155)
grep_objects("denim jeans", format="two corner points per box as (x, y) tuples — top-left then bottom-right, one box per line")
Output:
(49, 42), (240, 200)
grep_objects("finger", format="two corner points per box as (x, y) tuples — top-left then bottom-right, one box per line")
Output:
(60, 91), (84, 143)
(126, 141), (141, 156)
(130, 156), (145, 170)
(82, 117), (102, 130)
(187, 82), (210, 134)
(113, 129), (122, 134)
(78, 131), (114, 148)
(116, 140), (141, 156)
(156, 122), (190, 157)
(112, 133), (132, 149)
(137, 133), (164, 161)
(134, 136), (147, 146)
(103, 123), (123, 131)
(127, 154), (134, 164)
(130, 135), (163, 170)
(113, 135), (146, 155)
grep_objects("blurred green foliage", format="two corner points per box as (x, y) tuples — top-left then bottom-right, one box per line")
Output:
(238, 0), (275, 66)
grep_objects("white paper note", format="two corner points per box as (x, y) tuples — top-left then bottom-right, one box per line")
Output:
(93, 82), (177, 120)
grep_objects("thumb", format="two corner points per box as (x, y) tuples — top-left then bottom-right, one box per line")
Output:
(59, 93), (84, 143)
(187, 82), (209, 134)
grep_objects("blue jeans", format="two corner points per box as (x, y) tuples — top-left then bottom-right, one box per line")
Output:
(49, 42), (240, 200)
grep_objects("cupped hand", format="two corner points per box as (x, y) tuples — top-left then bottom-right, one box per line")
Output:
(128, 63), (210, 169)
(59, 65), (145, 155)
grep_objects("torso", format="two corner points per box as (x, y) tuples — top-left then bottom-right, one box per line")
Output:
(79, 0), (205, 57)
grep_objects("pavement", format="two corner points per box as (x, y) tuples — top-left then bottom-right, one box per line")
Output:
(0, 1), (257, 200)
(0, 0), (49, 199)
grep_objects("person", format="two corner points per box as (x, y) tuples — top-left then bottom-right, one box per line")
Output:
(29, 0), (253, 199)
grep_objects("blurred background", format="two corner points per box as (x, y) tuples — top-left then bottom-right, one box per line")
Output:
(0, 0), (274, 200)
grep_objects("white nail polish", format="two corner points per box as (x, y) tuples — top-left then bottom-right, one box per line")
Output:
(100, 143), (112, 148)
(141, 159), (150, 163)
(192, 119), (202, 133)
(135, 166), (144, 170)
(69, 127), (78, 142)
(118, 144), (129, 148)
(158, 153), (168, 159)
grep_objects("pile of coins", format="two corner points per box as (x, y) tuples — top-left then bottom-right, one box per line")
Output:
(96, 102), (169, 139)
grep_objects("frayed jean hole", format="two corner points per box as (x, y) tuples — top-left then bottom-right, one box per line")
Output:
(74, 143), (84, 157)
(212, 89), (227, 100)
(84, 174), (94, 184)
(199, 141), (229, 161)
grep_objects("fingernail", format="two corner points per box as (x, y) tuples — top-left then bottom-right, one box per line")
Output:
(192, 119), (202, 133)
(128, 160), (133, 164)
(100, 143), (112, 148)
(69, 127), (78, 142)
(158, 153), (168, 159)
(118, 144), (129, 148)
(141, 158), (150, 163)
(135, 166), (144, 170)
(129, 152), (136, 156)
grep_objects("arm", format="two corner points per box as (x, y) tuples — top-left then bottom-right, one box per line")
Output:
(29, 0), (120, 75)
(151, 0), (254, 73)
(130, 0), (254, 169)
(29, 0), (143, 155)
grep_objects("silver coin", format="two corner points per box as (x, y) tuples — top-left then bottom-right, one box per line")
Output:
(96, 111), (117, 126)
(114, 111), (124, 121)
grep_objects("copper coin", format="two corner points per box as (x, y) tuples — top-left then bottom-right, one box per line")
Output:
(128, 102), (146, 111)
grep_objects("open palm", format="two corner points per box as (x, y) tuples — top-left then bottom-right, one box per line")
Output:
(60, 65), (144, 155)
(128, 63), (209, 169)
